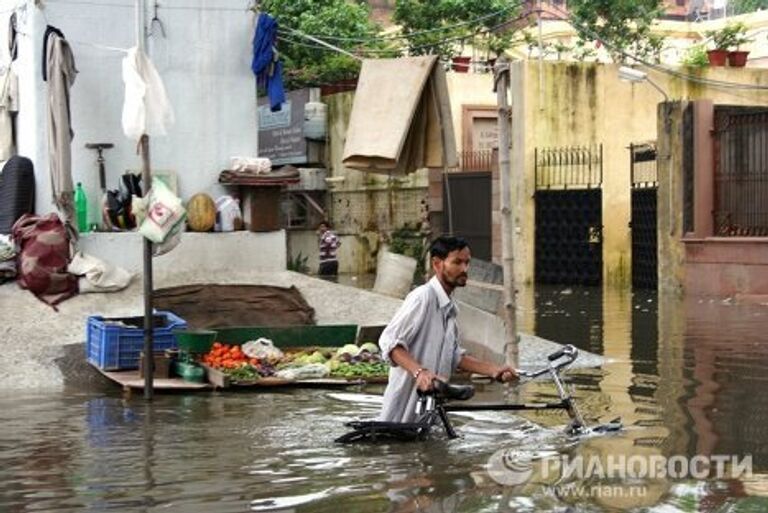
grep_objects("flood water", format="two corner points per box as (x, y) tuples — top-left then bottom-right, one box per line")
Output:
(3, 285), (768, 512)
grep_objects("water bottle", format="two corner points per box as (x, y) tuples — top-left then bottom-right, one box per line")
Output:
(74, 182), (89, 233)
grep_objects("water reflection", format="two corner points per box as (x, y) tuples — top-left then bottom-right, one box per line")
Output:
(3, 286), (768, 512)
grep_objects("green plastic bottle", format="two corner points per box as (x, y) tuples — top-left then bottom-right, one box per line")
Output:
(74, 182), (89, 233)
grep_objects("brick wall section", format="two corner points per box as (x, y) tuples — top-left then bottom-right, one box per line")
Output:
(332, 188), (427, 234)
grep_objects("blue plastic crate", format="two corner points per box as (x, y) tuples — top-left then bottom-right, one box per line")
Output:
(86, 311), (187, 370)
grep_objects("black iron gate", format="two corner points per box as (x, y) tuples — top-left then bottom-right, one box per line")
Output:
(443, 171), (492, 261)
(534, 145), (603, 286)
(630, 143), (658, 290)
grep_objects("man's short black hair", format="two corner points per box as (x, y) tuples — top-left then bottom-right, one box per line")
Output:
(429, 236), (469, 259)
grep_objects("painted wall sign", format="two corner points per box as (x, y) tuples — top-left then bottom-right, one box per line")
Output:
(258, 88), (310, 165)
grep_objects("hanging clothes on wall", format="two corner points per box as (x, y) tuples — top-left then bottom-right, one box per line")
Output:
(42, 25), (65, 81)
(251, 12), (285, 112)
(8, 12), (18, 62)
(0, 64), (18, 163)
(45, 27), (78, 227)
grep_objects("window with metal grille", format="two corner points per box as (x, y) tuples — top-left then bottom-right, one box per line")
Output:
(713, 107), (768, 237)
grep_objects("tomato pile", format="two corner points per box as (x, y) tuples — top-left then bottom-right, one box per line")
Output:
(201, 342), (257, 369)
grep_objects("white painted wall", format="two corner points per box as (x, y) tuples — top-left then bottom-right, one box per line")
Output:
(1, 0), (258, 218)
(78, 231), (287, 280)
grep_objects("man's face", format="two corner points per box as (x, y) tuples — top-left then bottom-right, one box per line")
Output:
(317, 223), (328, 235)
(433, 247), (470, 289)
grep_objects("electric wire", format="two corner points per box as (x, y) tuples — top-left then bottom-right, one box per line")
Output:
(278, 10), (532, 59)
(288, 0), (530, 44)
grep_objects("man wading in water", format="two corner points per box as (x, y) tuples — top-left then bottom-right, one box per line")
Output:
(377, 236), (518, 423)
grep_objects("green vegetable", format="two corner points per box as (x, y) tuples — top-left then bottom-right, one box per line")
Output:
(224, 365), (260, 382)
(336, 344), (361, 358)
(359, 342), (380, 354)
(331, 361), (389, 378)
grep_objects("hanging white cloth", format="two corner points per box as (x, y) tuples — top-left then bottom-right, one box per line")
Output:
(121, 46), (174, 141)
(0, 65), (18, 163)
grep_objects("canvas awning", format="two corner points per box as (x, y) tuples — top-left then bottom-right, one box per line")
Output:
(342, 56), (457, 175)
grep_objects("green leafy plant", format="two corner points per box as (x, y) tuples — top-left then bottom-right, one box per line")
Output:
(681, 44), (709, 68)
(260, 0), (387, 89)
(571, 38), (597, 61)
(477, 31), (516, 59)
(705, 21), (752, 51)
(388, 224), (427, 280)
(567, 0), (665, 62)
(552, 40), (571, 60)
(288, 251), (309, 273)
(393, 0), (520, 60)
(733, 0), (768, 14)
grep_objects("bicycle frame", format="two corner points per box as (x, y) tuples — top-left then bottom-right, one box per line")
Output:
(417, 345), (588, 439)
(335, 345), (620, 444)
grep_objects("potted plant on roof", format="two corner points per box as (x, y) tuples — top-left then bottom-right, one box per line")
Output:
(726, 22), (752, 67)
(705, 22), (751, 67)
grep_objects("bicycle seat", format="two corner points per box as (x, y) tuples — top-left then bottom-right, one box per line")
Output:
(417, 380), (475, 401)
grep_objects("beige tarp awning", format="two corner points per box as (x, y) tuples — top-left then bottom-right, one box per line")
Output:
(342, 56), (457, 175)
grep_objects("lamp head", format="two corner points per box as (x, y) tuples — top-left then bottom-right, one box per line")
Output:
(618, 66), (648, 83)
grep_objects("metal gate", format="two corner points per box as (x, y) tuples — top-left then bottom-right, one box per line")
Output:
(443, 171), (492, 261)
(534, 145), (603, 286)
(630, 143), (658, 290)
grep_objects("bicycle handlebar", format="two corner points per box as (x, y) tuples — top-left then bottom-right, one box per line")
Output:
(517, 344), (578, 379)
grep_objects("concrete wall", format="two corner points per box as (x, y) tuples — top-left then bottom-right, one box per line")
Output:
(286, 229), (374, 275)
(2, 0), (258, 220)
(683, 238), (768, 297)
(656, 102), (687, 297)
(79, 231), (286, 281)
(658, 101), (768, 298)
(445, 72), (498, 152)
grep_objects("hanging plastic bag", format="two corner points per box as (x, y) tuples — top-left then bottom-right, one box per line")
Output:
(137, 177), (185, 244)
(242, 338), (284, 361)
(214, 195), (242, 232)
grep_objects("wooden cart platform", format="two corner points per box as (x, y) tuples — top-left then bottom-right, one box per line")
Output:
(95, 366), (211, 391)
(94, 363), (387, 392)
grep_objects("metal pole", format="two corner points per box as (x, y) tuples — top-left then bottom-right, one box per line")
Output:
(136, 0), (154, 400)
(494, 57), (518, 369)
(141, 134), (154, 400)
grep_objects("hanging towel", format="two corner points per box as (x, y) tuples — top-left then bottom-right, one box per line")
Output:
(121, 46), (174, 140)
(251, 13), (285, 112)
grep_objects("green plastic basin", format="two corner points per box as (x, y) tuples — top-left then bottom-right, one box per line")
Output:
(174, 329), (217, 354)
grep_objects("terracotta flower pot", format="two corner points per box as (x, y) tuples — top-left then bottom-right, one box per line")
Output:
(728, 50), (749, 67)
(707, 49), (728, 67)
(452, 56), (471, 73)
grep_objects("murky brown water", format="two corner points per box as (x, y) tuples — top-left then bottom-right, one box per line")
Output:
(2, 285), (768, 512)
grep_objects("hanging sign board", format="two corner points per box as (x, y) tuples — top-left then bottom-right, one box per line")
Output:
(258, 88), (310, 165)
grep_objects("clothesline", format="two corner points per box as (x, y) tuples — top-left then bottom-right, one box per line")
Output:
(12, 29), (130, 54)
(68, 39), (130, 54)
